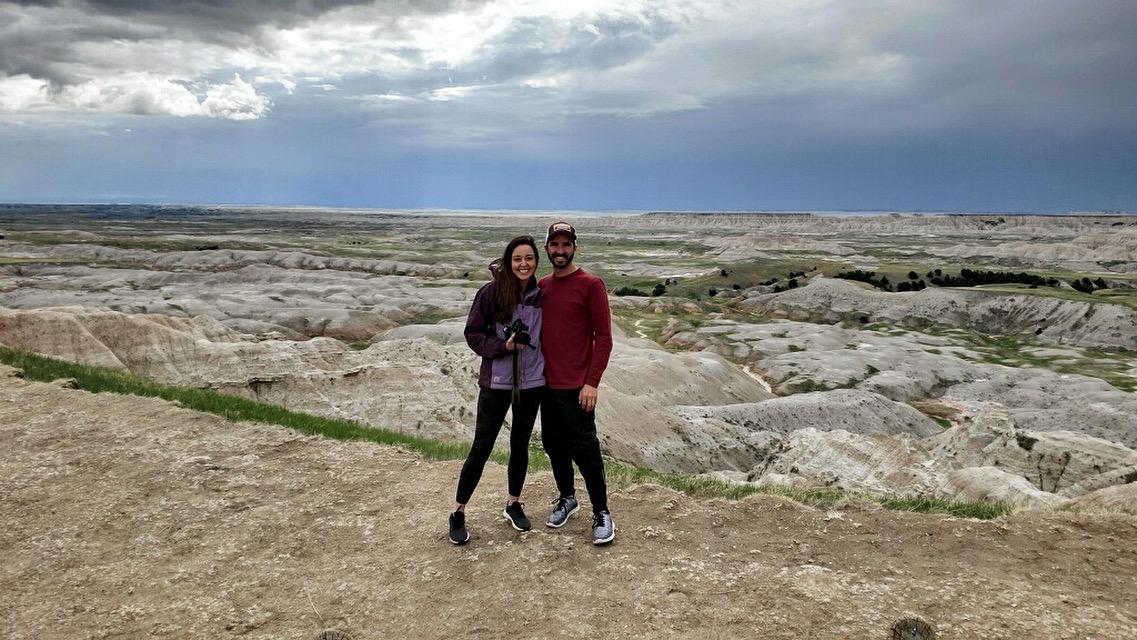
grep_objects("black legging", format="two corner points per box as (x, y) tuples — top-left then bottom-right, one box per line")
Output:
(455, 386), (543, 505)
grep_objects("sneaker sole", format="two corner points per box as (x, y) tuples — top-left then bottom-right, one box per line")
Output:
(544, 504), (580, 529)
(502, 509), (532, 532)
(593, 528), (615, 546)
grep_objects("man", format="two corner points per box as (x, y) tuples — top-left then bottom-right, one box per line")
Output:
(538, 221), (615, 545)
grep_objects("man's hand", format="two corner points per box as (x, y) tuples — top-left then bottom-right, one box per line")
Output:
(579, 384), (598, 412)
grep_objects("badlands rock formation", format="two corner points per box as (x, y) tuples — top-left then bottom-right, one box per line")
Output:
(0, 307), (774, 471)
(0, 307), (481, 440)
(742, 277), (1137, 350)
(615, 212), (1137, 272)
(667, 313), (1137, 448)
(2, 206), (1135, 512)
(744, 403), (1137, 510)
(0, 261), (475, 340)
(4, 303), (1135, 510)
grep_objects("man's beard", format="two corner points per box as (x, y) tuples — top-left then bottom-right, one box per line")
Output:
(548, 249), (574, 268)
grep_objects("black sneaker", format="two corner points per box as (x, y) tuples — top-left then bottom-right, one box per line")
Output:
(449, 511), (469, 545)
(503, 502), (532, 531)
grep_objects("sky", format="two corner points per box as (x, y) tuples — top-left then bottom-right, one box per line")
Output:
(1, 0), (1135, 212)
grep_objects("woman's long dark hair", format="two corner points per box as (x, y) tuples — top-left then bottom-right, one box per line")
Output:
(491, 235), (539, 323)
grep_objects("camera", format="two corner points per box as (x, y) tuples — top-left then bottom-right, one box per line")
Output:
(504, 318), (531, 347)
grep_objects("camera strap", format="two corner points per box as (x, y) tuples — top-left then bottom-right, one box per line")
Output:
(511, 350), (521, 409)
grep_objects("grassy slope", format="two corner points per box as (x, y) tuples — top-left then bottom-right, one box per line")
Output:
(0, 345), (1010, 519)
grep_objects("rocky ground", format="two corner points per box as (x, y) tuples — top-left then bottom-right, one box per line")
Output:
(3, 368), (1137, 640)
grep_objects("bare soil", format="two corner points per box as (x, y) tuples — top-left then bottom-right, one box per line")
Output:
(2, 369), (1136, 639)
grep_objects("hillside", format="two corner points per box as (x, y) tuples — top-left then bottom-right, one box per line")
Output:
(2, 367), (1135, 639)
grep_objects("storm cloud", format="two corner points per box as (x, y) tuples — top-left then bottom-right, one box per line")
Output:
(1, 0), (1135, 209)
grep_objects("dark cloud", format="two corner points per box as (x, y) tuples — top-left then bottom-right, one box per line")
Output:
(3, 0), (1136, 148)
(0, 0), (490, 86)
(0, 10), (164, 84)
(8, 0), (473, 34)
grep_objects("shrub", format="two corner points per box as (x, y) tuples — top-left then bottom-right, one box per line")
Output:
(1070, 278), (1106, 294)
(834, 270), (892, 292)
(931, 268), (1062, 289)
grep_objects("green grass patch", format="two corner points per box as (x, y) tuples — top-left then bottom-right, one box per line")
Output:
(661, 258), (841, 300)
(606, 463), (848, 507)
(975, 284), (1137, 310)
(400, 309), (464, 326)
(877, 496), (1010, 519)
(0, 346), (1013, 519)
(0, 345), (491, 465)
(944, 331), (1137, 392)
(611, 312), (676, 347)
(6, 232), (268, 253)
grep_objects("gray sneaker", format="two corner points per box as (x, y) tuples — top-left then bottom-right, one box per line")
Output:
(591, 510), (615, 545)
(545, 495), (580, 528)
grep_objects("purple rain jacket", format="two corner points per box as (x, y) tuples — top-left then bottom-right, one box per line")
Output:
(464, 278), (545, 391)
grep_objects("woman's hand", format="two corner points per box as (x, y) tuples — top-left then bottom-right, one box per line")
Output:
(505, 335), (525, 351)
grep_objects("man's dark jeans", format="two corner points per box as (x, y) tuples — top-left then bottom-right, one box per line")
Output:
(541, 387), (608, 514)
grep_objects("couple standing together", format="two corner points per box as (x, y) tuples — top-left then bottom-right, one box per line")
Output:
(449, 221), (615, 546)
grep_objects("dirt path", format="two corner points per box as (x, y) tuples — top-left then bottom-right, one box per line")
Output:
(2, 367), (1136, 639)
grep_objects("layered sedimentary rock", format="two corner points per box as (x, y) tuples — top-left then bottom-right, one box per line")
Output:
(742, 277), (1137, 350)
(0, 262), (474, 340)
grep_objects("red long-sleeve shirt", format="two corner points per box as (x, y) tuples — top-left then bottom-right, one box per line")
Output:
(538, 267), (612, 389)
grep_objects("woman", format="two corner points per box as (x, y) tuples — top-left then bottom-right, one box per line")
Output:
(449, 235), (544, 545)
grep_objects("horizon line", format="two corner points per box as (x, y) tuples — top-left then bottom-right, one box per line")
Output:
(2, 202), (1134, 217)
